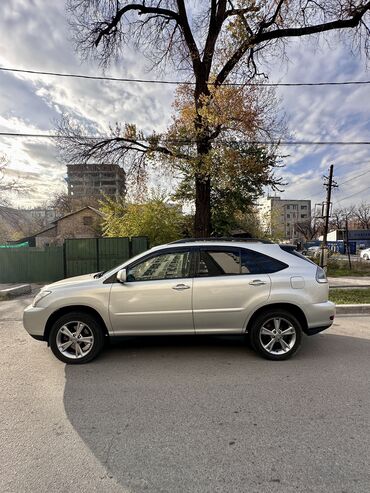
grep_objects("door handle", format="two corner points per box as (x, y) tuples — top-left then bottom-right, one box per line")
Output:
(172, 284), (191, 290)
(249, 279), (267, 286)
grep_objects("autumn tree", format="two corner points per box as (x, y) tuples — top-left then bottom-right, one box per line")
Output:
(60, 0), (370, 236)
(174, 143), (283, 236)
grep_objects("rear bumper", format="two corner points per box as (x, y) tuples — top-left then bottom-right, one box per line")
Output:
(304, 301), (335, 335)
(305, 325), (332, 336)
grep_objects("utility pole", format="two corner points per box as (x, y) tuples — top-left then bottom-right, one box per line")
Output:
(345, 216), (352, 270)
(320, 164), (338, 272)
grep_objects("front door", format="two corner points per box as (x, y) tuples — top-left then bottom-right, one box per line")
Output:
(109, 248), (194, 335)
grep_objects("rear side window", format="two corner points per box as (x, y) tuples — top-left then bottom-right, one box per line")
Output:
(196, 247), (287, 276)
(241, 249), (288, 274)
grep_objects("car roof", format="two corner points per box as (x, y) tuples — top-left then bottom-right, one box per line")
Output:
(170, 237), (272, 245)
(147, 239), (283, 254)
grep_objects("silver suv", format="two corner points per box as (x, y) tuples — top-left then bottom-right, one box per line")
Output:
(23, 239), (335, 364)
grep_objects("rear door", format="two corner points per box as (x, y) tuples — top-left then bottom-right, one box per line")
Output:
(192, 246), (272, 334)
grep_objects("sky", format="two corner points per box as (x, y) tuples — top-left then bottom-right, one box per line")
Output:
(0, 0), (370, 210)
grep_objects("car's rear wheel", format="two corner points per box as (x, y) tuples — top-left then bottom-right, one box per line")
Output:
(49, 312), (105, 364)
(249, 310), (302, 361)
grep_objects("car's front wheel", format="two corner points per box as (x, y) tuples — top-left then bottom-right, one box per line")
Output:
(49, 312), (105, 364)
(249, 310), (303, 361)
(363, 254), (369, 260)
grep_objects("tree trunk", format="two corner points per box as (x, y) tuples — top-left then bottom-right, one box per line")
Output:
(193, 78), (212, 238)
(194, 175), (211, 237)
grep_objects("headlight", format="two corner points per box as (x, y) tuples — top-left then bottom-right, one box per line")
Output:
(32, 290), (52, 307)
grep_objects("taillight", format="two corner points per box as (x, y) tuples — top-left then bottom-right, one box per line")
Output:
(316, 266), (328, 284)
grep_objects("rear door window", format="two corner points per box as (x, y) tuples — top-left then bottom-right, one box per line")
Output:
(197, 248), (241, 276)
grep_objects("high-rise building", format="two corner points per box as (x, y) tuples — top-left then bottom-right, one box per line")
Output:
(66, 164), (126, 199)
(257, 196), (311, 241)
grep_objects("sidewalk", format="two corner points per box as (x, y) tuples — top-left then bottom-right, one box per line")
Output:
(0, 283), (42, 300)
(329, 276), (370, 288)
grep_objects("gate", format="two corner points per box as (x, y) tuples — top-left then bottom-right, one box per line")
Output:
(64, 236), (148, 278)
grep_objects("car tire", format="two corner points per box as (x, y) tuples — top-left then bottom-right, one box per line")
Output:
(249, 309), (303, 361)
(49, 311), (105, 364)
(364, 254), (369, 260)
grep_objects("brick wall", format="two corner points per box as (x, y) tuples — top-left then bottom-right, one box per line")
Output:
(56, 209), (102, 240)
(35, 226), (57, 248)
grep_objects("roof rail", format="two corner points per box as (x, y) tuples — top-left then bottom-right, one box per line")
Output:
(170, 237), (273, 244)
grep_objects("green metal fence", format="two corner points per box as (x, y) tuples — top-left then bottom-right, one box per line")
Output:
(0, 236), (149, 283)
(0, 246), (64, 283)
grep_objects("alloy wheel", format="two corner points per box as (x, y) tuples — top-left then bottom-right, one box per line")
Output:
(56, 321), (94, 360)
(259, 317), (297, 356)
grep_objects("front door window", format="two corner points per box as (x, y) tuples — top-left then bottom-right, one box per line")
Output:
(127, 250), (191, 282)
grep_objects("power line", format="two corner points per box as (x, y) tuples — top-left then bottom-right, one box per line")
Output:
(309, 168), (370, 203)
(1, 131), (370, 145)
(338, 168), (370, 186)
(1, 66), (370, 87)
(335, 184), (370, 203)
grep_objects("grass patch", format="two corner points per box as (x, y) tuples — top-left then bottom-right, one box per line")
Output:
(328, 267), (370, 277)
(327, 259), (370, 277)
(329, 288), (370, 304)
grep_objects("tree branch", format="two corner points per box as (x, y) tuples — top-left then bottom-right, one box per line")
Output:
(94, 3), (180, 47)
(203, 0), (227, 76)
(259, 0), (286, 31)
(216, 1), (370, 86)
(176, 0), (202, 69)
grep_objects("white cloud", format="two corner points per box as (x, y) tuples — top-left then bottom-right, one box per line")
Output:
(0, 1), (369, 207)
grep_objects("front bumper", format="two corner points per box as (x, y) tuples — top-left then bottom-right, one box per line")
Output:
(23, 304), (49, 339)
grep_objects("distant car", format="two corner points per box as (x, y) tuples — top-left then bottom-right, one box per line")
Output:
(306, 246), (321, 258)
(360, 247), (370, 260)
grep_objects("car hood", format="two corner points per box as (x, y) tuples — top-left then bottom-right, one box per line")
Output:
(43, 273), (99, 290)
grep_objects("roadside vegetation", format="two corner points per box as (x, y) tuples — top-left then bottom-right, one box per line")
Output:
(327, 259), (370, 278)
(329, 289), (370, 305)
(100, 195), (186, 246)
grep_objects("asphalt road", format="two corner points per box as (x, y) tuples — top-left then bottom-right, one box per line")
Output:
(1, 297), (370, 493)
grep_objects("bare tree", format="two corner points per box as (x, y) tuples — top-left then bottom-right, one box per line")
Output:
(330, 205), (356, 230)
(296, 215), (323, 241)
(62, 0), (370, 236)
(353, 201), (370, 228)
(0, 154), (29, 207)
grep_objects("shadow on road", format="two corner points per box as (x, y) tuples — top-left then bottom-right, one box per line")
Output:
(64, 334), (370, 492)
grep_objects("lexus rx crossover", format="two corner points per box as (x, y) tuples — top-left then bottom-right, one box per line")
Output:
(23, 239), (335, 364)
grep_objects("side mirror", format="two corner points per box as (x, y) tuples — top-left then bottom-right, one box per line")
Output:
(116, 268), (127, 283)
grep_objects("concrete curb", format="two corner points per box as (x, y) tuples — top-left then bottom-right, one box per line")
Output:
(0, 284), (32, 300)
(330, 285), (370, 289)
(335, 304), (370, 315)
